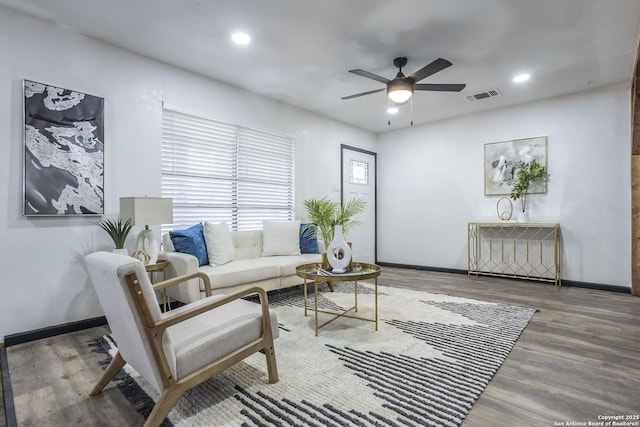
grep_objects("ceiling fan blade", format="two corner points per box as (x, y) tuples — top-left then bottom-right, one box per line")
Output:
(341, 88), (386, 100)
(409, 58), (453, 82)
(349, 69), (390, 84)
(415, 83), (466, 92)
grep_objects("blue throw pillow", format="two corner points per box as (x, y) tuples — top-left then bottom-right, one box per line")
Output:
(300, 223), (319, 254)
(169, 223), (209, 266)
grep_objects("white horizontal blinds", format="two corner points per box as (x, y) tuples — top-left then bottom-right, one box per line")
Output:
(161, 107), (295, 233)
(161, 109), (237, 233)
(237, 127), (295, 231)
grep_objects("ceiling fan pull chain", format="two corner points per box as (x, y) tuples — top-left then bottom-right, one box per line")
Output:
(410, 97), (414, 126)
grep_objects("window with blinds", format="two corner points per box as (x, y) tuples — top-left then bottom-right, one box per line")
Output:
(161, 108), (294, 232)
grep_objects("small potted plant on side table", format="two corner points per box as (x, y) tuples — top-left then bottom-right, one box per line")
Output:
(509, 159), (548, 223)
(96, 217), (133, 254)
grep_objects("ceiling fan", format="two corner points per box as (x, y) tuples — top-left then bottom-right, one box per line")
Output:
(342, 57), (466, 104)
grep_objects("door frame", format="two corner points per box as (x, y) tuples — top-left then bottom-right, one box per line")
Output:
(340, 144), (378, 263)
(631, 40), (640, 296)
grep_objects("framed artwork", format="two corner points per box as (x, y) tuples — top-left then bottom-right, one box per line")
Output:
(23, 80), (104, 216)
(484, 136), (547, 196)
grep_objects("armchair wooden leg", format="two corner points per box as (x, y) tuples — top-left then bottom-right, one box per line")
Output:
(144, 388), (184, 427)
(264, 344), (279, 384)
(90, 351), (125, 396)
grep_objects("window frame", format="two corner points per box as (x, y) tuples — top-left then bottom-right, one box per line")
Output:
(161, 107), (295, 233)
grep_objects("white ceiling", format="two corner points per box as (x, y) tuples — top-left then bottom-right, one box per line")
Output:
(2, 0), (640, 133)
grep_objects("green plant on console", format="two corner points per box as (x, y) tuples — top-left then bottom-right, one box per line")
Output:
(509, 159), (547, 213)
(302, 196), (366, 245)
(95, 217), (133, 249)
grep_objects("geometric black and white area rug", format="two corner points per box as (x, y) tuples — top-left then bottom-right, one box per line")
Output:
(91, 282), (536, 427)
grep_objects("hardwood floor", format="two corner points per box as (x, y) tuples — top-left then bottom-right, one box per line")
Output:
(3, 268), (640, 426)
(5, 324), (142, 427)
(382, 268), (640, 426)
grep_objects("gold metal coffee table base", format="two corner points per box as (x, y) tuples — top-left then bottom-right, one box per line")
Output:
(296, 262), (382, 336)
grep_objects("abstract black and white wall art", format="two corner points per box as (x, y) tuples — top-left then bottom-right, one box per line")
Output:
(23, 80), (104, 216)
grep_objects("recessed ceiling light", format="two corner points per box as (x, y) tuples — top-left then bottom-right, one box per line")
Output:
(231, 32), (251, 45)
(513, 74), (530, 83)
(387, 107), (399, 114)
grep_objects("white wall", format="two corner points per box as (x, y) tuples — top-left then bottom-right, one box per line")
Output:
(0, 7), (375, 340)
(377, 84), (631, 287)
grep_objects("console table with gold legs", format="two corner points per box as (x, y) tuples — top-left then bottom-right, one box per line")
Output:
(296, 262), (381, 336)
(468, 222), (562, 290)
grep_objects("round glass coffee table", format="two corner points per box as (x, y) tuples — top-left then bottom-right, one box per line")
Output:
(296, 262), (382, 336)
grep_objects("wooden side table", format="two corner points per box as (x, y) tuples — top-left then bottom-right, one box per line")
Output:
(144, 259), (170, 311)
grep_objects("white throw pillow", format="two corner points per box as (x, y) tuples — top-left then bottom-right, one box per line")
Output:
(203, 221), (235, 266)
(262, 220), (301, 256)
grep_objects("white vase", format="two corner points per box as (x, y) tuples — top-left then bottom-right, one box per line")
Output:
(326, 225), (352, 273)
(137, 228), (159, 264)
(517, 211), (529, 223)
(112, 248), (128, 255)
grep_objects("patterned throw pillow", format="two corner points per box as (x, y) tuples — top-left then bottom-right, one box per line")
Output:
(169, 223), (209, 266)
(299, 223), (319, 254)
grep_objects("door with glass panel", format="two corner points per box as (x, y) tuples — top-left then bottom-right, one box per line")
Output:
(341, 145), (376, 263)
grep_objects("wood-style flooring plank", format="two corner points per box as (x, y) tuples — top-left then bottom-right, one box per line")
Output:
(7, 325), (145, 427)
(377, 269), (640, 426)
(2, 268), (639, 426)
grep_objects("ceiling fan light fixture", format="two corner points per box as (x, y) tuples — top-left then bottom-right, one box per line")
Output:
(387, 78), (414, 104)
(388, 89), (412, 104)
(342, 57), (464, 103)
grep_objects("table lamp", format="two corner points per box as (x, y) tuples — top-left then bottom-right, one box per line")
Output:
(120, 197), (173, 264)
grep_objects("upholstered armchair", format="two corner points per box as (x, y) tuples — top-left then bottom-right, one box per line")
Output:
(84, 252), (279, 427)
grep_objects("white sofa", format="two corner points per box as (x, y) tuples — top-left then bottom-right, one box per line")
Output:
(161, 223), (322, 304)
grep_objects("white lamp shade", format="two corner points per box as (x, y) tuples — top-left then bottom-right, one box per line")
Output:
(120, 197), (173, 226)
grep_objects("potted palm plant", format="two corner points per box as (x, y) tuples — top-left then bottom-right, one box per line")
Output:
(303, 196), (366, 271)
(302, 196), (366, 246)
(509, 159), (547, 222)
(96, 216), (133, 254)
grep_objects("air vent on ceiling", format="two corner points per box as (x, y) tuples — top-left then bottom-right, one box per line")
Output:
(465, 89), (501, 102)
